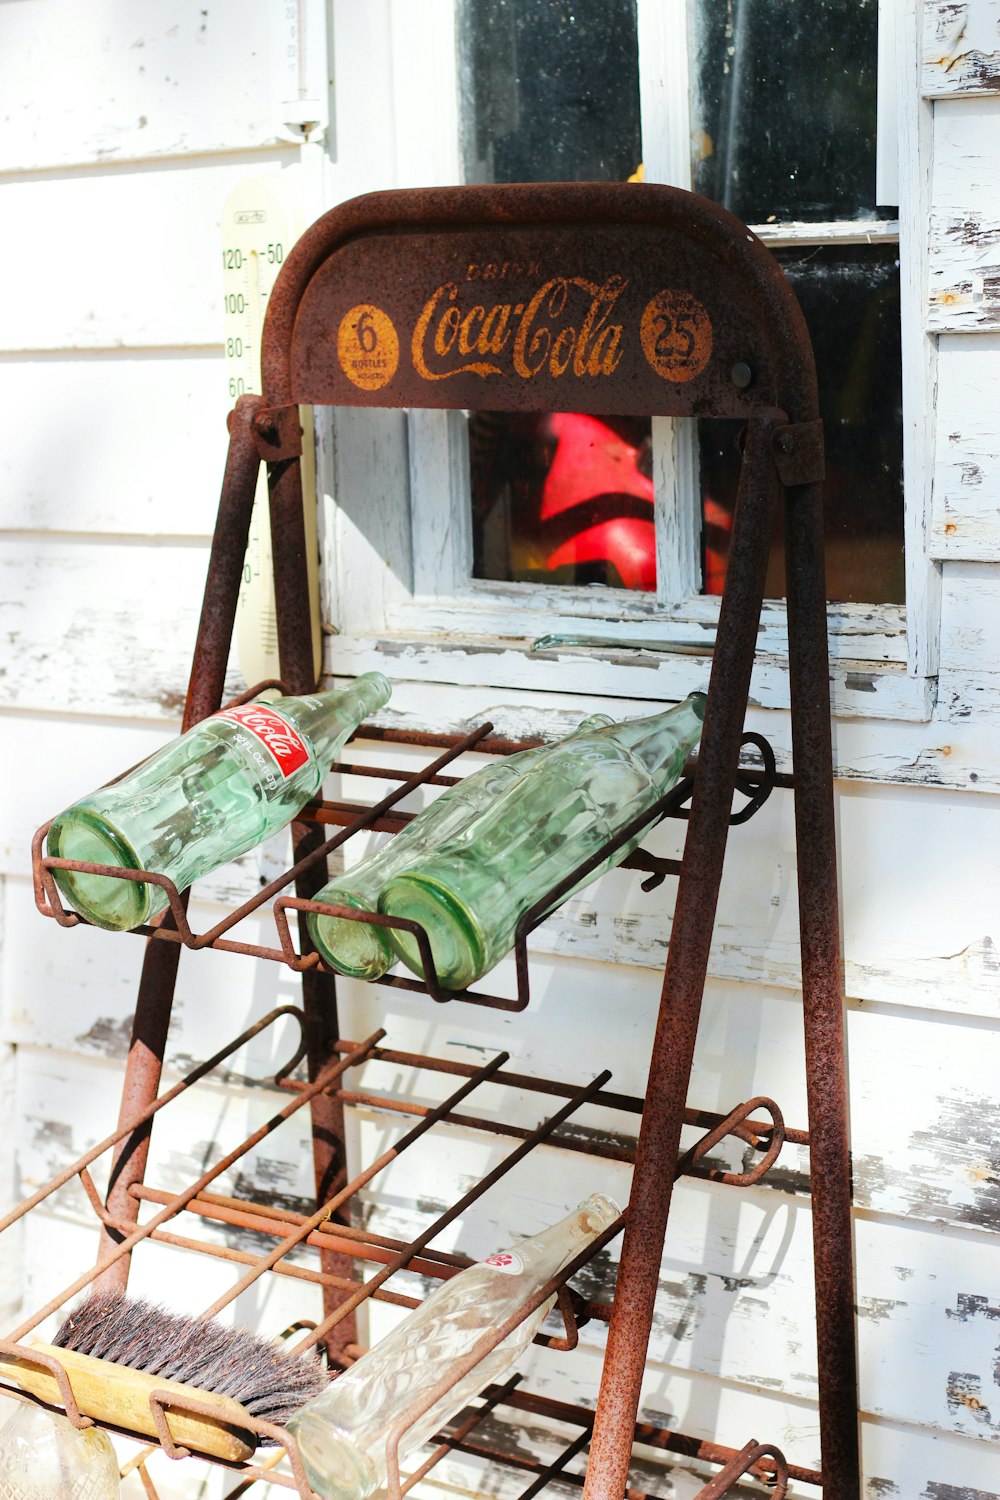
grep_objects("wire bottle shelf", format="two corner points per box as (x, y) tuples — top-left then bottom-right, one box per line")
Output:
(0, 1002), (805, 1498)
(31, 683), (780, 1014)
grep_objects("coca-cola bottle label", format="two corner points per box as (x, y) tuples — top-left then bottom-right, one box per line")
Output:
(481, 1250), (524, 1275)
(216, 705), (310, 778)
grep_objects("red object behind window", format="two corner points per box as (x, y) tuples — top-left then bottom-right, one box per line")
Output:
(539, 413), (656, 591)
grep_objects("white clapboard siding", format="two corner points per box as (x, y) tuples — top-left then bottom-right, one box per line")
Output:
(939, 559), (1000, 677)
(6, 596), (989, 785)
(337, 975), (1000, 1239)
(11, 941), (999, 1255)
(0, 718), (180, 873)
(0, 537), (244, 720)
(0, 0), (278, 173)
(0, 352), (232, 537)
(927, 97), (1000, 331)
(346, 1109), (1000, 1448)
(450, 1359), (1000, 1500)
(0, 154), (298, 352)
(931, 334), (1000, 559)
(923, 0), (1000, 96)
(12, 1041), (1000, 1494)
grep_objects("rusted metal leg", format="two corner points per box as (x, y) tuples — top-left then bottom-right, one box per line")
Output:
(582, 410), (787, 1499)
(784, 473), (861, 1498)
(96, 397), (266, 1285)
(269, 442), (359, 1359)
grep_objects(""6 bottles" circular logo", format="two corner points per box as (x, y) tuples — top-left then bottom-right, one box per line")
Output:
(337, 303), (400, 391)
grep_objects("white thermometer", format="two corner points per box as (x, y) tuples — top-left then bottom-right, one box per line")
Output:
(221, 175), (321, 685)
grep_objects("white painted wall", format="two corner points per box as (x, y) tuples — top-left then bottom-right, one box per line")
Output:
(1, 3), (998, 1498)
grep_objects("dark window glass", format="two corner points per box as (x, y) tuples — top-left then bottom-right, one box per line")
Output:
(460, 0), (642, 185)
(690, 0), (883, 224)
(699, 244), (904, 604)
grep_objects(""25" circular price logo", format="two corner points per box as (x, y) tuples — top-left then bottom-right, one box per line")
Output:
(640, 290), (713, 383)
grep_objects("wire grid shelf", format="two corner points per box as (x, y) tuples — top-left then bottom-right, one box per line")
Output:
(0, 1006), (808, 1498)
(30, 682), (781, 1014)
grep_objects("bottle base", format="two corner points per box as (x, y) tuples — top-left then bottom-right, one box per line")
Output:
(379, 872), (486, 991)
(287, 1411), (378, 1500)
(309, 894), (394, 981)
(47, 811), (151, 932)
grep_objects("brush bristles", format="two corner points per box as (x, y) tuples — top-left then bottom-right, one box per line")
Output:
(54, 1292), (328, 1427)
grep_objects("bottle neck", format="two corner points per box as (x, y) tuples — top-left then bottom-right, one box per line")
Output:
(496, 1194), (620, 1280)
(275, 673), (391, 761)
(595, 692), (706, 779)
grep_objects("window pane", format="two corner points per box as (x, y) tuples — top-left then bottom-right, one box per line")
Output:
(690, 0), (882, 224)
(460, 0), (653, 592)
(471, 412), (655, 590)
(460, 0), (642, 184)
(699, 244), (904, 604)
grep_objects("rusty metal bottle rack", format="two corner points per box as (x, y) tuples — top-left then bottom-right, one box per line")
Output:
(6, 181), (860, 1498)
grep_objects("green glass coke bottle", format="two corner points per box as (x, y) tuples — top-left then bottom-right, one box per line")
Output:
(307, 714), (613, 980)
(379, 692), (706, 990)
(46, 673), (391, 932)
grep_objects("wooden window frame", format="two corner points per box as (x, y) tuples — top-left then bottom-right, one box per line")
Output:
(319, 0), (936, 722)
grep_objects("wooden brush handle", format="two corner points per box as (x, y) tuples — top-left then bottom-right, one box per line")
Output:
(0, 1343), (257, 1462)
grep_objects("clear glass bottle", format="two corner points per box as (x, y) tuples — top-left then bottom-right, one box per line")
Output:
(46, 674), (391, 932)
(0, 1402), (121, 1498)
(307, 714), (613, 979)
(286, 1193), (619, 1500)
(379, 692), (706, 990)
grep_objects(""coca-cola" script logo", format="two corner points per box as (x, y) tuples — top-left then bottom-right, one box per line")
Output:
(411, 274), (628, 384)
(216, 704), (309, 778)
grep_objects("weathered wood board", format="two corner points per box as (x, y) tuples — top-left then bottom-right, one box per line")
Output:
(0, 537), (242, 721)
(928, 98), (1000, 331)
(923, 0), (1000, 97)
(931, 334), (1000, 560)
(0, 0), (280, 172)
(0, 156), (297, 353)
(0, 353), (231, 537)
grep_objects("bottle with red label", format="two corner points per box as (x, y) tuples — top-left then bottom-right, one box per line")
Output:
(45, 673), (391, 932)
(286, 1193), (620, 1499)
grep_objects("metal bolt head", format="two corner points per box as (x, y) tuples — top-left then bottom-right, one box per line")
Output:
(730, 361), (753, 389)
(776, 432), (796, 454)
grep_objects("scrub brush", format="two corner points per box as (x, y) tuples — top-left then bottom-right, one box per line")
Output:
(0, 1291), (328, 1463)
